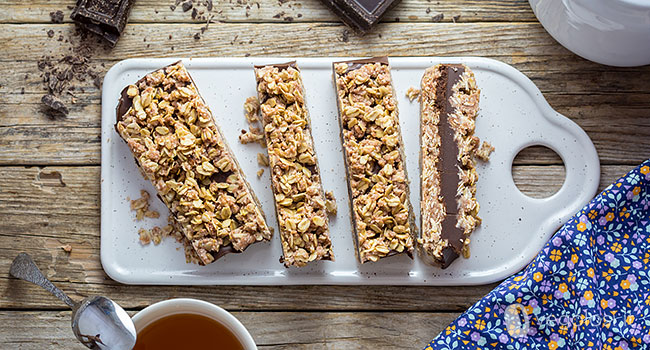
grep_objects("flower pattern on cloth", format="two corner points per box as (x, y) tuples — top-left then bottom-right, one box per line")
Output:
(426, 160), (650, 350)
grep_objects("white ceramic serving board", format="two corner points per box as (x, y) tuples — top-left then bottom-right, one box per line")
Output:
(101, 57), (599, 285)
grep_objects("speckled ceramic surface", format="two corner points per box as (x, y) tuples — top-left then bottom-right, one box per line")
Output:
(100, 57), (599, 285)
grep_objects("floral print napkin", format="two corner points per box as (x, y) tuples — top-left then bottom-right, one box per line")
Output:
(427, 160), (650, 349)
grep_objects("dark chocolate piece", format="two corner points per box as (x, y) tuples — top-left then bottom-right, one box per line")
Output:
(320, 0), (402, 33)
(70, 0), (135, 46)
(41, 94), (69, 117)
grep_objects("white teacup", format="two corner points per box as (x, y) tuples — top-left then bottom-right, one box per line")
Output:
(132, 298), (257, 350)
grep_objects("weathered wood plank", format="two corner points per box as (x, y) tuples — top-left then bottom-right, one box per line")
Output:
(0, 0), (537, 24)
(0, 22), (572, 61)
(0, 165), (633, 310)
(0, 311), (457, 349)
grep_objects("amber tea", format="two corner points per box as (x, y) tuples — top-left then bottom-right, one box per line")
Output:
(133, 313), (244, 350)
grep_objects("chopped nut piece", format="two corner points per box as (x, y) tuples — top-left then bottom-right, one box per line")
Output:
(257, 168), (265, 177)
(418, 64), (485, 268)
(61, 244), (72, 253)
(255, 62), (334, 267)
(333, 57), (416, 263)
(116, 61), (272, 265)
(406, 86), (420, 101)
(476, 141), (495, 161)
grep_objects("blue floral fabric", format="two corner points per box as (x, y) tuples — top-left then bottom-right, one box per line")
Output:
(427, 160), (650, 350)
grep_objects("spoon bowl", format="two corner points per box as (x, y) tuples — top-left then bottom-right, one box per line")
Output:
(73, 296), (137, 349)
(10, 253), (137, 350)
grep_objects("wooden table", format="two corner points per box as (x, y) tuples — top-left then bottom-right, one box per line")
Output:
(0, 0), (648, 348)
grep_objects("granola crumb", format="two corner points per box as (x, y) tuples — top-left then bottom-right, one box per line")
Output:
(61, 244), (72, 253)
(239, 96), (266, 146)
(476, 141), (495, 161)
(325, 191), (337, 216)
(257, 168), (265, 177)
(151, 226), (163, 245)
(138, 228), (152, 245)
(239, 130), (264, 144)
(130, 190), (153, 221)
(406, 86), (421, 101)
(244, 96), (260, 123)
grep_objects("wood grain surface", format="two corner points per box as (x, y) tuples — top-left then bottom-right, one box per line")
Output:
(1, 0), (649, 348)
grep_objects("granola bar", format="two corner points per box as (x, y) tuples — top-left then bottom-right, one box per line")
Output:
(116, 61), (272, 265)
(333, 57), (416, 263)
(254, 62), (334, 267)
(418, 64), (482, 268)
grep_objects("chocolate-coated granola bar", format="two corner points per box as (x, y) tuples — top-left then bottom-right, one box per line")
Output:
(116, 61), (272, 265)
(254, 62), (334, 267)
(333, 57), (416, 263)
(418, 64), (481, 268)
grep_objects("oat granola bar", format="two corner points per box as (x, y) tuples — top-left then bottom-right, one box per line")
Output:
(333, 57), (416, 263)
(254, 62), (334, 267)
(116, 61), (272, 265)
(419, 64), (481, 268)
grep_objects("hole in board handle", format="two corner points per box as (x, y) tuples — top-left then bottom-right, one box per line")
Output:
(512, 146), (566, 199)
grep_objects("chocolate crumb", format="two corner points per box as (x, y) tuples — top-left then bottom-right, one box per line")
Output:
(452, 15), (460, 23)
(194, 32), (201, 40)
(192, 8), (198, 19)
(41, 94), (69, 117)
(47, 29), (55, 38)
(432, 13), (444, 22)
(49, 10), (64, 23)
(426, 7), (431, 14)
(182, 1), (193, 12)
(20, 87), (25, 94)
(170, 5), (176, 11)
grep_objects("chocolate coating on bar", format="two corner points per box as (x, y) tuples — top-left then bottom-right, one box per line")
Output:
(436, 64), (466, 265)
(333, 56), (389, 73)
(320, 0), (402, 33)
(71, 0), (135, 46)
(253, 61), (297, 70)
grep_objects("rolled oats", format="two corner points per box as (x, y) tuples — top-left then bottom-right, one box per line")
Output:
(116, 61), (272, 265)
(255, 62), (334, 267)
(406, 86), (421, 101)
(333, 57), (416, 263)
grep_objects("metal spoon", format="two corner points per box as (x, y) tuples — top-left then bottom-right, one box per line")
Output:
(9, 253), (137, 350)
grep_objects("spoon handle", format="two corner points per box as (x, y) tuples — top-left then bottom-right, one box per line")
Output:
(10, 253), (75, 308)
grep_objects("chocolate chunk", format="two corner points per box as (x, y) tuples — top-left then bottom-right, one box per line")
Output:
(182, 1), (193, 12)
(41, 94), (69, 117)
(70, 0), (136, 46)
(320, 0), (402, 33)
